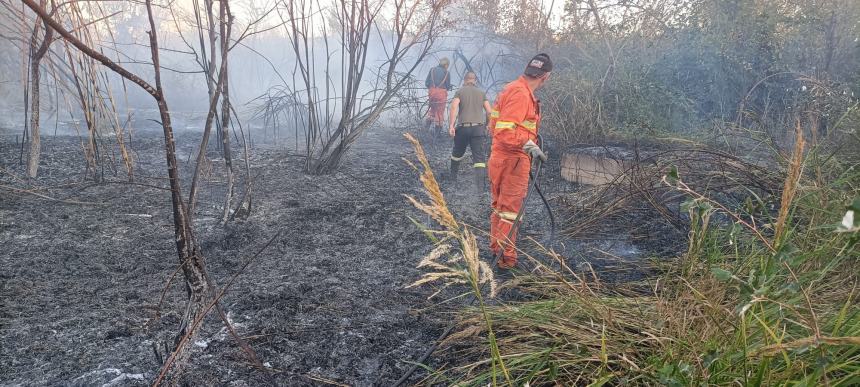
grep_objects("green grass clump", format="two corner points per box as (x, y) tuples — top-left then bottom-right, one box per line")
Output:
(428, 129), (860, 386)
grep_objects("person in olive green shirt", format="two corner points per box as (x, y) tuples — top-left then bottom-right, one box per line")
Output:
(447, 71), (493, 191)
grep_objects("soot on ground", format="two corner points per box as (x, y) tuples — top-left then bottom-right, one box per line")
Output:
(1, 126), (655, 385)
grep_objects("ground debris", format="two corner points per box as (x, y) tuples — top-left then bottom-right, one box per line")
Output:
(0, 129), (444, 385)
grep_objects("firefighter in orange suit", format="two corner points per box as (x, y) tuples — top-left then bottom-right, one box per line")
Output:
(425, 57), (452, 136)
(488, 53), (552, 269)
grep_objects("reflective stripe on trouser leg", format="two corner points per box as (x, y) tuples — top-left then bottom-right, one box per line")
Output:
(493, 210), (519, 259)
(469, 126), (488, 192)
(474, 162), (488, 192)
(489, 210), (501, 255)
(469, 130), (487, 165)
(494, 215), (517, 264)
(450, 125), (469, 181)
(488, 151), (530, 263)
(488, 156), (502, 256)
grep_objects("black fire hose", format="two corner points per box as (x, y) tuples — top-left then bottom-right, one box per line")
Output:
(393, 150), (556, 386)
(529, 157), (556, 250)
(523, 134), (556, 250)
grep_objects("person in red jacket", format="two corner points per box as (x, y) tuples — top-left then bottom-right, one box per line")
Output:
(424, 57), (452, 136)
(488, 53), (552, 269)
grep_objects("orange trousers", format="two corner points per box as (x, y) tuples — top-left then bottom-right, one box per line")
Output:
(427, 87), (447, 125)
(488, 150), (531, 267)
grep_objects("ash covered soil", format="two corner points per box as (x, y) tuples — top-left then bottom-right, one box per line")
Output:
(0, 126), (538, 386)
(0, 125), (656, 386)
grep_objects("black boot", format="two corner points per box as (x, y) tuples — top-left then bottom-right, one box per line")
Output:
(473, 165), (487, 193)
(448, 159), (461, 182)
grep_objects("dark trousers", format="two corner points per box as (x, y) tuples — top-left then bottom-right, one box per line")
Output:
(451, 124), (487, 166)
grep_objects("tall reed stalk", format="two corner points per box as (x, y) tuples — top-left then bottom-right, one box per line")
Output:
(403, 133), (512, 385)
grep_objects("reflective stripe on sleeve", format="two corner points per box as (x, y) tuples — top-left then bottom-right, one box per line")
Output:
(493, 120), (537, 134)
(497, 210), (519, 221)
(473, 162), (486, 168)
(490, 109), (499, 118)
(521, 120), (537, 130)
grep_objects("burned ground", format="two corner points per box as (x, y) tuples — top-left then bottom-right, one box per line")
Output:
(1, 126), (656, 386)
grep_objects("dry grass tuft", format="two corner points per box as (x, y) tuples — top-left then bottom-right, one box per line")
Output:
(404, 132), (510, 383)
(774, 120), (806, 245)
(403, 133), (458, 231)
(403, 132), (496, 298)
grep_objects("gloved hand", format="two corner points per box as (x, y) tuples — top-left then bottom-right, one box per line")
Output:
(523, 140), (547, 162)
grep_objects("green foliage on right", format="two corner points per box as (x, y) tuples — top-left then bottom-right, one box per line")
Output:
(435, 125), (860, 384)
(436, 145), (859, 386)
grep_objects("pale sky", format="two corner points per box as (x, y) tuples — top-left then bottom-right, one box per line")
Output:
(159, 0), (569, 36)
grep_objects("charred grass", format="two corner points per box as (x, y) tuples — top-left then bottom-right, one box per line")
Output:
(0, 128), (466, 385)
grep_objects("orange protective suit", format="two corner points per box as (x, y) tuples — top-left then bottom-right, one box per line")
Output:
(427, 87), (448, 126)
(487, 76), (541, 268)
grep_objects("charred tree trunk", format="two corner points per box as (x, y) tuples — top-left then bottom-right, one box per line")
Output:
(19, 0), (210, 379)
(142, 0), (211, 377)
(26, 0), (53, 178)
